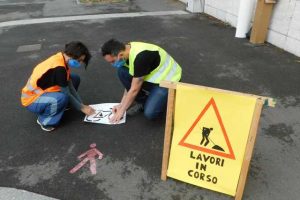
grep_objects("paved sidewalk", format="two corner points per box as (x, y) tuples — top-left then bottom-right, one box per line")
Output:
(0, 187), (58, 200)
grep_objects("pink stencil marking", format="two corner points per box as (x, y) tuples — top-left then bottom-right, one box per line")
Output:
(69, 143), (103, 175)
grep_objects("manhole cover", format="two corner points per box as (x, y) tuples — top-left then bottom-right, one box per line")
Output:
(79, 0), (127, 3)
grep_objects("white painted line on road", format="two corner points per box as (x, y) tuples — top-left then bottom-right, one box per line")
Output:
(0, 10), (189, 28)
(0, 2), (45, 6)
(17, 44), (42, 52)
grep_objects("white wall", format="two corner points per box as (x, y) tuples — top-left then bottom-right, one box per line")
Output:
(269, 0), (300, 57)
(181, 0), (300, 57)
(204, 0), (240, 26)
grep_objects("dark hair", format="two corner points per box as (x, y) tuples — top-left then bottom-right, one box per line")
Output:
(64, 41), (92, 67)
(101, 39), (125, 56)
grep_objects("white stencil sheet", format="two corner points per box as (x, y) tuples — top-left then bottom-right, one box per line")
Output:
(84, 103), (126, 125)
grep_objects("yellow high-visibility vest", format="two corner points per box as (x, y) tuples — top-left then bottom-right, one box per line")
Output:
(127, 42), (182, 84)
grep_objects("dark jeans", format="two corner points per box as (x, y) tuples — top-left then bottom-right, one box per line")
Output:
(26, 73), (80, 126)
(117, 67), (168, 120)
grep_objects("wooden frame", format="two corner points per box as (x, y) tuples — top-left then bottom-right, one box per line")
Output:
(250, 0), (276, 44)
(234, 99), (264, 200)
(160, 81), (273, 199)
(161, 88), (176, 180)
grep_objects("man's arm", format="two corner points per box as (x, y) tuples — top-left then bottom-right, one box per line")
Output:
(68, 81), (82, 103)
(54, 68), (94, 115)
(120, 77), (144, 111)
(112, 89), (127, 113)
(60, 86), (82, 111)
(60, 86), (95, 116)
(110, 77), (144, 123)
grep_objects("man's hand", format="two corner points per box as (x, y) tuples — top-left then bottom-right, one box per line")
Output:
(112, 104), (121, 114)
(109, 104), (125, 124)
(81, 105), (96, 116)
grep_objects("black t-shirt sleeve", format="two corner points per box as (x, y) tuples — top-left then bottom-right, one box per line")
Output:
(55, 67), (68, 87)
(37, 66), (68, 89)
(133, 50), (160, 77)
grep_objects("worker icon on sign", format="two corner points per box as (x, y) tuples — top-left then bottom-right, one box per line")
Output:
(200, 126), (225, 152)
(200, 127), (213, 146)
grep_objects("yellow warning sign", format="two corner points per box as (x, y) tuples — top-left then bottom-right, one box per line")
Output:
(167, 84), (257, 196)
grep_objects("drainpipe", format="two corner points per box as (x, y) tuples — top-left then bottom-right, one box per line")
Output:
(235, 0), (256, 38)
(186, 0), (205, 13)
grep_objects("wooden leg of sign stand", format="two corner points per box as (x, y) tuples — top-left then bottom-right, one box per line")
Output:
(161, 88), (176, 181)
(250, 0), (275, 44)
(235, 99), (264, 200)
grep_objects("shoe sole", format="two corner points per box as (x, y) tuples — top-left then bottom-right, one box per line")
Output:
(36, 119), (55, 132)
(126, 103), (144, 116)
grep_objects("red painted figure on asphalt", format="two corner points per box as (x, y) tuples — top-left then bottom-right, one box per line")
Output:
(69, 143), (103, 175)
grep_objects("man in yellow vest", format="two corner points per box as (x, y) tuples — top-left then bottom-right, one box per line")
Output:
(21, 41), (95, 132)
(101, 39), (182, 123)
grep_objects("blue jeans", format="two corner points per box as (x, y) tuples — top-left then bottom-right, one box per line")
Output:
(117, 67), (168, 120)
(26, 73), (80, 126)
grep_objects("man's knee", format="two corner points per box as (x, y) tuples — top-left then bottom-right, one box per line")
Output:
(143, 109), (161, 120)
(71, 74), (81, 89)
(117, 67), (132, 90)
(55, 93), (69, 107)
(72, 74), (80, 82)
(117, 67), (129, 79)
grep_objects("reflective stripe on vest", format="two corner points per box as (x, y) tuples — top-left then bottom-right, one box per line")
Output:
(25, 78), (43, 94)
(21, 93), (29, 98)
(146, 55), (181, 83)
(128, 42), (181, 84)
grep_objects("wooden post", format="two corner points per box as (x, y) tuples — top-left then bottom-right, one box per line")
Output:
(250, 0), (276, 44)
(235, 99), (264, 200)
(161, 88), (176, 180)
(160, 81), (275, 107)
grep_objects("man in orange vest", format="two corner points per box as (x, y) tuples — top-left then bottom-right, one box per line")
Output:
(21, 41), (95, 132)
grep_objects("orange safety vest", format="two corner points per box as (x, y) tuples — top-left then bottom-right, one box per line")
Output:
(21, 52), (70, 107)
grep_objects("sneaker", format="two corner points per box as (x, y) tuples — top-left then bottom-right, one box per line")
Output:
(37, 119), (55, 132)
(127, 102), (144, 116)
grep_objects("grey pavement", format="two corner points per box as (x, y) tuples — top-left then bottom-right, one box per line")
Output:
(0, 0), (184, 22)
(0, 187), (58, 200)
(0, 0), (300, 200)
